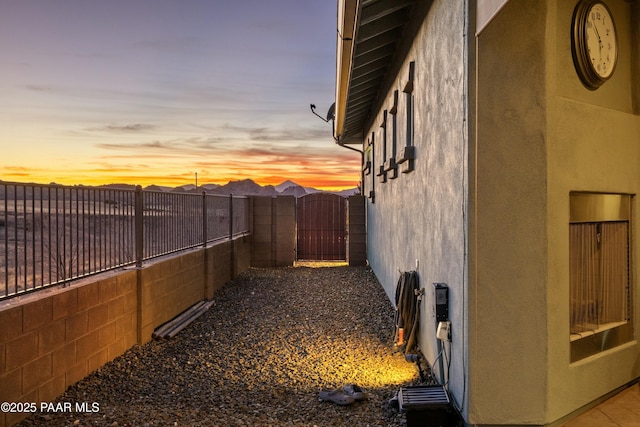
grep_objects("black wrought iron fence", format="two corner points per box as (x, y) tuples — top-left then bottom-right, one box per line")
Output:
(0, 181), (249, 300)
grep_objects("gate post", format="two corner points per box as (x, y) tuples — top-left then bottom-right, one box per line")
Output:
(250, 196), (295, 267)
(272, 196), (296, 266)
(135, 185), (144, 267)
(347, 195), (367, 266)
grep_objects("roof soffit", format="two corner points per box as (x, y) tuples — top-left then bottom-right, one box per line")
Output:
(336, 0), (418, 144)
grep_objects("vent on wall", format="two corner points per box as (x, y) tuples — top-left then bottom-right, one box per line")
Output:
(398, 385), (460, 426)
(569, 192), (634, 362)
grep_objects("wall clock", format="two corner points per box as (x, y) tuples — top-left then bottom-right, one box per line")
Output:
(571, 0), (618, 90)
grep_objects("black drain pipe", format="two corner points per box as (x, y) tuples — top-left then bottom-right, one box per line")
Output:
(331, 121), (364, 192)
(336, 140), (364, 191)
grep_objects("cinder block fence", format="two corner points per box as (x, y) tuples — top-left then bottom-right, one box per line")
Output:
(0, 234), (250, 427)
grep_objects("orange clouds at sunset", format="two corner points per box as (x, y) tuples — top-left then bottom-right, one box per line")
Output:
(2, 142), (361, 191)
(0, 1), (358, 191)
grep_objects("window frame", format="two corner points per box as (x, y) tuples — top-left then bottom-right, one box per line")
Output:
(377, 111), (388, 183)
(397, 61), (416, 173)
(569, 192), (634, 362)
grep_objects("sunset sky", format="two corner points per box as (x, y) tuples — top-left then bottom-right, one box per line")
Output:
(0, 0), (360, 190)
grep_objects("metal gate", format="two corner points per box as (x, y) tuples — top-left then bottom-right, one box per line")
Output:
(296, 193), (346, 261)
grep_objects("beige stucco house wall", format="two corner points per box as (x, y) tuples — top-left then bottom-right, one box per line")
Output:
(335, 0), (640, 425)
(545, 0), (640, 422)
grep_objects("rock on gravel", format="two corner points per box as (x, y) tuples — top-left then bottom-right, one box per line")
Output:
(16, 266), (420, 427)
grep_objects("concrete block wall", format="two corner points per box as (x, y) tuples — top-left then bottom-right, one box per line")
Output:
(205, 240), (232, 300)
(272, 196), (296, 266)
(0, 270), (137, 427)
(251, 197), (274, 267)
(233, 234), (251, 275)
(250, 196), (296, 267)
(203, 235), (250, 300)
(347, 195), (367, 266)
(138, 249), (207, 345)
(0, 234), (250, 427)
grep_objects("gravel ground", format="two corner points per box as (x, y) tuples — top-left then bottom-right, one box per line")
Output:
(17, 265), (422, 427)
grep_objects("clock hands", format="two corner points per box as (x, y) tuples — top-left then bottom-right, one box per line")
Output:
(593, 21), (603, 64)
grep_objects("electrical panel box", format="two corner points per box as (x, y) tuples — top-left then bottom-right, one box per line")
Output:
(434, 283), (448, 321)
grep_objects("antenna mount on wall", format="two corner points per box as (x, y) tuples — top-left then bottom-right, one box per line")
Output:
(310, 103), (335, 123)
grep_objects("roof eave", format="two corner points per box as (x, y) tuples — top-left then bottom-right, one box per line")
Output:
(335, 0), (359, 144)
(334, 0), (417, 145)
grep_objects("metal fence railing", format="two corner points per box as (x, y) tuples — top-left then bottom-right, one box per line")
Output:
(0, 181), (249, 300)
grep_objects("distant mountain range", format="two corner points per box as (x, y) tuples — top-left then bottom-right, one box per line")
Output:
(0, 179), (359, 198)
(161, 179), (359, 198)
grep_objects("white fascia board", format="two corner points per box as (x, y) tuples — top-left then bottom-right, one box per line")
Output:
(335, 0), (358, 141)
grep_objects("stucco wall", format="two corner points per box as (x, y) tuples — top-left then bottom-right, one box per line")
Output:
(471, 1), (549, 424)
(471, 0), (640, 425)
(545, 0), (640, 423)
(343, 0), (638, 424)
(363, 0), (469, 417)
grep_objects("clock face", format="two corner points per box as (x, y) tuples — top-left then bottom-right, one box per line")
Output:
(572, 0), (618, 89)
(584, 2), (617, 79)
